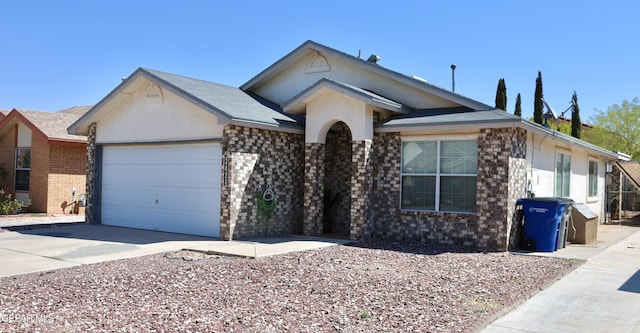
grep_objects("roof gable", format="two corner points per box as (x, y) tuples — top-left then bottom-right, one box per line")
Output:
(241, 40), (491, 111)
(69, 68), (302, 135)
(0, 107), (90, 144)
(283, 78), (410, 114)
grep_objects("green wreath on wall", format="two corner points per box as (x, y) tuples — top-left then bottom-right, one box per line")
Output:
(257, 188), (276, 235)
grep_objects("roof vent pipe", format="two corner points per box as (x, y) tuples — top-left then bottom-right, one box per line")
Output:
(367, 54), (380, 64)
(450, 64), (456, 92)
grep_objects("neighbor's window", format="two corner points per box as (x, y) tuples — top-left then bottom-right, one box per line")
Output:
(555, 152), (571, 197)
(401, 139), (477, 213)
(15, 148), (30, 192)
(588, 160), (598, 197)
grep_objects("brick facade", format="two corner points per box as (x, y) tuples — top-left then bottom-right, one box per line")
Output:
(220, 125), (305, 240)
(368, 128), (527, 251)
(0, 124), (87, 215)
(47, 144), (87, 214)
(29, 136), (50, 212)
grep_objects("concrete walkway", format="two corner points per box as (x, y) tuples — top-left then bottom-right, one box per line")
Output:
(480, 223), (640, 333)
(0, 216), (349, 277)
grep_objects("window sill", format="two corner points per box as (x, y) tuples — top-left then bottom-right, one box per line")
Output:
(586, 197), (598, 204)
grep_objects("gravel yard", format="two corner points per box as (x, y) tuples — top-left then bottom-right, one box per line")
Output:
(0, 240), (578, 332)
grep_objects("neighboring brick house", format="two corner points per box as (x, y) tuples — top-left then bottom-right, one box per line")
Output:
(68, 41), (617, 251)
(0, 106), (90, 214)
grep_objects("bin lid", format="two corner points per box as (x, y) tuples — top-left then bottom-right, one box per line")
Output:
(517, 197), (574, 204)
(572, 202), (597, 219)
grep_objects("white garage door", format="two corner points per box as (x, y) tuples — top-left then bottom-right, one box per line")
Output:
(101, 143), (221, 237)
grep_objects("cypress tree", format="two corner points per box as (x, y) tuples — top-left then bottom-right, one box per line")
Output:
(533, 71), (544, 124)
(514, 93), (522, 117)
(571, 91), (581, 138)
(495, 78), (507, 111)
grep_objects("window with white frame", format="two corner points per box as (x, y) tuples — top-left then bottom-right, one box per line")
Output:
(588, 160), (598, 197)
(401, 139), (477, 213)
(15, 148), (31, 192)
(555, 152), (571, 197)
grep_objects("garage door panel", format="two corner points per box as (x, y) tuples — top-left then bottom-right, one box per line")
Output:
(103, 163), (220, 188)
(101, 143), (221, 237)
(102, 187), (220, 212)
(103, 207), (220, 237)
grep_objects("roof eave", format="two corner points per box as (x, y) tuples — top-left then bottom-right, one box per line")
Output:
(376, 118), (520, 133)
(377, 117), (618, 159)
(48, 138), (87, 147)
(519, 120), (618, 159)
(229, 119), (304, 134)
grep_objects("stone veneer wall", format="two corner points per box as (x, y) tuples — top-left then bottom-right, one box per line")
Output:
(220, 125), (305, 240)
(506, 128), (528, 250)
(350, 140), (372, 240)
(370, 128), (527, 251)
(85, 123), (97, 224)
(303, 143), (324, 236)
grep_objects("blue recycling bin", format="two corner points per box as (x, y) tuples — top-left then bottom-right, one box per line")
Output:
(517, 198), (573, 252)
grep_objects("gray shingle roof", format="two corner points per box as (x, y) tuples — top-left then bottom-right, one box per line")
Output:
(141, 68), (301, 128)
(379, 107), (514, 127)
(16, 106), (91, 142)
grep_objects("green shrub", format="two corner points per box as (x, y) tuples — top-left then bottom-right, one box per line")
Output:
(0, 190), (28, 215)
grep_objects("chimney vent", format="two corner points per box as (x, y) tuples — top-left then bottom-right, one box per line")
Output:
(367, 54), (380, 64)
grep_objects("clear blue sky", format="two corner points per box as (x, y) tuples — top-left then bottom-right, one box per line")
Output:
(1, 1), (638, 122)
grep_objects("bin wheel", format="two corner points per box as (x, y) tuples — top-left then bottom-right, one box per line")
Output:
(523, 237), (536, 251)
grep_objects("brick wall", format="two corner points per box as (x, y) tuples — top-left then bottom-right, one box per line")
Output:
(47, 144), (87, 215)
(220, 125), (305, 240)
(0, 125), (16, 192)
(29, 136), (49, 212)
(370, 128), (527, 251)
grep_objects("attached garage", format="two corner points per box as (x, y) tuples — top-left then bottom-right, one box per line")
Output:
(100, 143), (221, 237)
(68, 67), (303, 240)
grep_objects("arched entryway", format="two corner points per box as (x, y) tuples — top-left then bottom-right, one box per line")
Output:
(322, 122), (352, 237)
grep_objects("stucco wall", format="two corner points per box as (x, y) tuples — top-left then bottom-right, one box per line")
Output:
(305, 91), (373, 143)
(96, 81), (224, 144)
(252, 51), (460, 110)
(220, 125), (305, 240)
(0, 125), (16, 192)
(527, 131), (608, 222)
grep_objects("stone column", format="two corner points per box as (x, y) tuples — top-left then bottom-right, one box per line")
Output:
(303, 143), (325, 236)
(350, 140), (372, 240)
(85, 123), (97, 225)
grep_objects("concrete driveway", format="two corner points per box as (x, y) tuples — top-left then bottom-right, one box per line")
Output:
(0, 218), (350, 277)
(0, 224), (217, 277)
